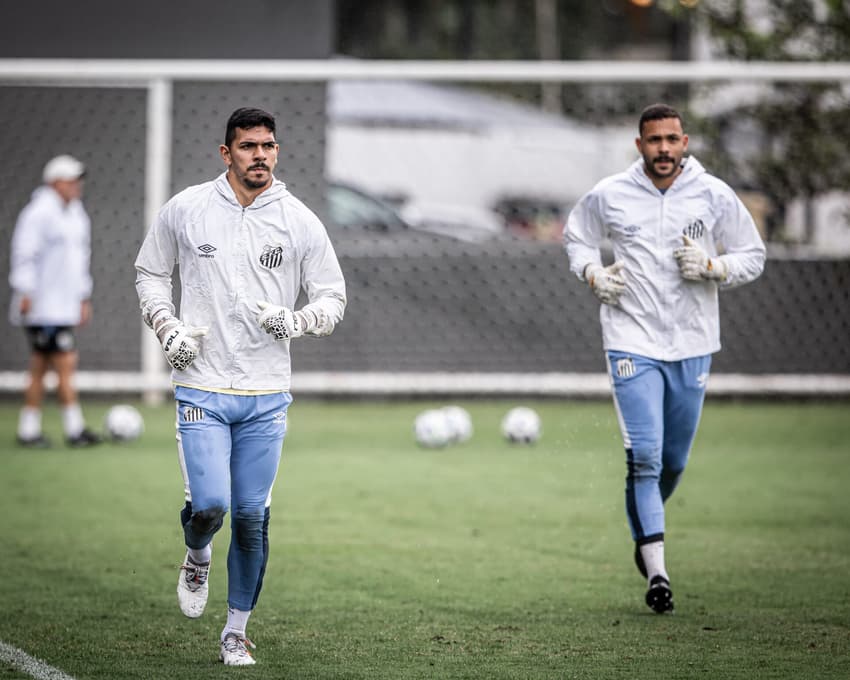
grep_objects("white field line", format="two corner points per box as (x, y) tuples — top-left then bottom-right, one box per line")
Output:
(0, 641), (76, 680)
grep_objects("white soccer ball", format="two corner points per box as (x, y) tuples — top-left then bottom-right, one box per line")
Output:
(501, 406), (542, 444)
(414, 408), (453, 448)
(441, 405), (473, 443)
(104, 404), (145, 442)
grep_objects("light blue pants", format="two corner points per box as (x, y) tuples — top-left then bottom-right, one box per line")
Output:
(175, 386), (292, 611)
(606, 351), (711, 544)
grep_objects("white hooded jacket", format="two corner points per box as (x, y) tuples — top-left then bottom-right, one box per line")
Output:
(135, 173), (346, 392)
(564, 156), (765, 362)
(9, 186), (93, 326)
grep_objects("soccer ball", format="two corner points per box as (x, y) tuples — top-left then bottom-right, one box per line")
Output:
(441, 405), (473, 443)
(104, 404), (145, 442)
(414, 409), (453, 448)
(501, 406), (542, 444)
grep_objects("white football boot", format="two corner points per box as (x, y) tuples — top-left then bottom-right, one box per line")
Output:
(220, 633), (256, 666)
(177, 552), (209, 618)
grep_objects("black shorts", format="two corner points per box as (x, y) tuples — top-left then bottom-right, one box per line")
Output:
(25, 326), (77, 354)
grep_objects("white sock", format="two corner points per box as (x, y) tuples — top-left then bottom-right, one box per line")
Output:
(187, 544), (211, 565)
(62, 403), (84, 438)
(640, 540), (669, 584)
(18, 407), (42, 439)
(221, 608), (252, 640)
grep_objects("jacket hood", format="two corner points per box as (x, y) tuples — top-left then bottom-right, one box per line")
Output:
(628, 155), (705, 193)
(30, 185), (82, 210)
(213, 172), (290, 209)
(32, 185), (62, 202)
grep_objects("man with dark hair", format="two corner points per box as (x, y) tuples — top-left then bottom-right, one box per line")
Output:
(224, 107), (276, 147)
(564, 103), (765, 613)
(638, 102), (683, 135)
(135, 107), (346, 664)
(9, 154), (102, 448)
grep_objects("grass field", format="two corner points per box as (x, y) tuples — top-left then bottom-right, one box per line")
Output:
(1, 398), (848, 679)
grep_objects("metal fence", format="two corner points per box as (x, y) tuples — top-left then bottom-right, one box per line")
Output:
(1, 59), (848, 398)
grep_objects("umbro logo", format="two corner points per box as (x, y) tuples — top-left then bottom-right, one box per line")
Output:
(273, 411), (286, 425)
(198, 244), (216, 259)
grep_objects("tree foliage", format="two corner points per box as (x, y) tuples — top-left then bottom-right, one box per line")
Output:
(335, 0), (685, 61)
(677, 0), (850, 240)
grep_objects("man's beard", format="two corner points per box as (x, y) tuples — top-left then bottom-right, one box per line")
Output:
(242, 164), (271, 189)
(242, 177), (268, 189)
(646, 155), (678, 179)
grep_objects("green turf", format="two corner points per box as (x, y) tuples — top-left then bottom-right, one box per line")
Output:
(1, 399), (848, 679)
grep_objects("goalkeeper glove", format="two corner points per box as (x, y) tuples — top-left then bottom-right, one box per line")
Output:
(146, 307), (208, 371)
(295, 307), (333, 337)
(585, 261), (626, 306)
(157, 319), (208, 371)
(256, 301), (304, 341)
(673, 235), (728, 281)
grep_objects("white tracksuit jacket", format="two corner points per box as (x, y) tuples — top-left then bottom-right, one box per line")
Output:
(8, 186), (93, 327)
(564, 156), (766, 362)
(135, 173), (346, 392)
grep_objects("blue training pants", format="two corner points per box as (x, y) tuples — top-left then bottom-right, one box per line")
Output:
(606, 351), (711, 544)
(175, 386), (292, 611)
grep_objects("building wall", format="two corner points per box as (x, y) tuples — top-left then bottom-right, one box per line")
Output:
(0, 1), (334, 58)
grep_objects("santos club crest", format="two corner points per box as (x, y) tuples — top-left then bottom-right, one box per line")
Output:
(259, 244), (284, 269)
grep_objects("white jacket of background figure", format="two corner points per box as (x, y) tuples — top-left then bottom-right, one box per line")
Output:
(135, 173), (347, 392)
(8, 186), (93, 327)
(564, 156), (766, 362)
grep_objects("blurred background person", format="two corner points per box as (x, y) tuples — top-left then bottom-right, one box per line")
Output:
(8, 154), (102, 448)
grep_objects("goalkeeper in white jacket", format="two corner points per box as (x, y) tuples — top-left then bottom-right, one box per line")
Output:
(564, 103), (765, 614)
(135, 107), (346, 665)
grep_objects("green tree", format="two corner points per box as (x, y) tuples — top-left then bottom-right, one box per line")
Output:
(334, 0), (688, 117)
(674, 0), (850, 242)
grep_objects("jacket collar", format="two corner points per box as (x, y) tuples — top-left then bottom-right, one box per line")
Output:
(213, 172), (290, 209)
(628, 155), (705, 194)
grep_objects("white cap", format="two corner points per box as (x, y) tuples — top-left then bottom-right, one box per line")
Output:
(42, 155), (86, 183)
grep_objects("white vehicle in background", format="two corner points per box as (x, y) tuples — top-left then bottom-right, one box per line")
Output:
(326, 79), (635, 242)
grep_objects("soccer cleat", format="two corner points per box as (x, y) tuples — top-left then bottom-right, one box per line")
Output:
(634, 544), (647, 578)
(16, 434), (52, 448)
(66, 428), (103, 447)
(177, 553), (210, 618)
(645, 575), (674, 614)
(220, 633), (256, 666)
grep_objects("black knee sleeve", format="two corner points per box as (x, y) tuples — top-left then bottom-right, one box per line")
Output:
(181, 501), (226, 536)
(231, 509), (266, 552)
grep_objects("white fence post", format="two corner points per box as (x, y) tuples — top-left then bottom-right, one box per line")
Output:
(141, 77), (173, 406)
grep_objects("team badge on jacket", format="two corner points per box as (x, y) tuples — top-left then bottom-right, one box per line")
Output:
(683, 218), (706, 240)
(259, 244), (285, 269)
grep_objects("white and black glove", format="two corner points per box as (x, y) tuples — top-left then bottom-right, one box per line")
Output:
(256, 301), (304, 341)
(673, 235), (728, 282)
(256, 301), (336, 340)
(584, 261), (626, 306)
(295, 307), (333, 337)
(144, 306), (208, 371)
